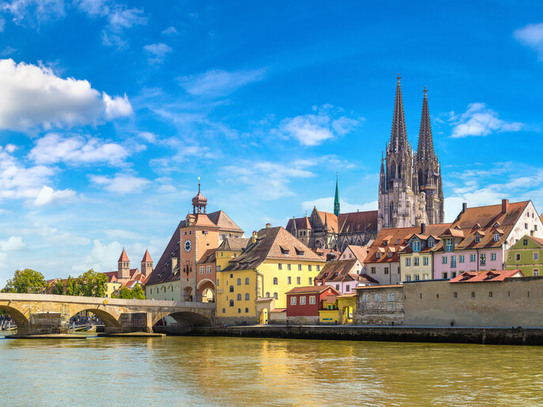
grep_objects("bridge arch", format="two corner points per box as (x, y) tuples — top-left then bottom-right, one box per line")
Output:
(152, 311), (212, 329)
(0, 305), (29, 335)
(197, 279), (215, 303)
(67, 307), (120, 328)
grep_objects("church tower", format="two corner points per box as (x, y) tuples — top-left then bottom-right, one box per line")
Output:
(378, 75), (421, 230)
(118, 249), (130, 280)
(141, 249), (153, 277)
(414, 88), (444, 225)
(334, 174), (340, 217)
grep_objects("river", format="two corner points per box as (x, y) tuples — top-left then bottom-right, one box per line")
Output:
(1, 335), (542, 406)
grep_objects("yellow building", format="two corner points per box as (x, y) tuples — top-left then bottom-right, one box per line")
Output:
(319, 293), (357, 324)
(216, 225), (326, 324)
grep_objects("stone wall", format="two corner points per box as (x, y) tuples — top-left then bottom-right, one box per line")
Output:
(404, 277), (543, 327)
(354, 286), (404, 325)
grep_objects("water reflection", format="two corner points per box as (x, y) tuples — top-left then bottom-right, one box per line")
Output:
(0, 336), (542, 406)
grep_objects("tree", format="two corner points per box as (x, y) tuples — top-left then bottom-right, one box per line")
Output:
(65, 276), (82, 296)
(79, 269), (107, 297)
(51, 280), (65, 295)
(132, 284), (145, 300)
(113, 284), (145, 300)
(3, 269), (45, 293)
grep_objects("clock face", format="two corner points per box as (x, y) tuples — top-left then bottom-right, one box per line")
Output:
(184, 239), (192, 252)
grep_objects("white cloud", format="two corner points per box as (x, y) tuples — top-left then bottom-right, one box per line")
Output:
(0, 236), (25, 252)
(278, 105), (360, 146)
(1, 0), (65, 26)
(105, 228), (143, 241)
(90, 173), (150, 194)
(144, 42), (172, 65)
(222, 160), (314, 200)
(24, 222), (90, 245)
(179, 68), (265, 97)
(29, 133), (129, 166)
(0, 59), (132, 131)
(514, 22), (543, 59)
(449, 103), (523, 138)
(33, 185), (76, 206)
(161, 26), (178, 36)
(79, 239), (122, 273)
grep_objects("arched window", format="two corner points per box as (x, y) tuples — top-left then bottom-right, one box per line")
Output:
(237, 278), (241, 285)
(170, 286), (173, 292)
(273, 277), (278, 285)
(245, 277), (250, 285)
(237, 294), (242, 301)
(229, 300), (234, 307)
(266, 292), (270, 298)
(273, 292), (278, 300)
(162, 286), (166, 293)
(229, 285), (234, 293)
(245, 293), (250, 300)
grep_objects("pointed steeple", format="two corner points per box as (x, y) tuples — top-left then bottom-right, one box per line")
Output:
(334, 173), (340, 217)
(119, 248), (129, 262)
(389, 74), (409, 153)
(417, 87), (435, 161)
(141, 249), (152, 263)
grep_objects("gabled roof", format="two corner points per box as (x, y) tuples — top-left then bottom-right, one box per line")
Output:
(145, 220), (184, 286)
(223, 226), (325, 271)
(141, 249), (152, 263)
(315, 259), (359, 283)
(285, 285), (339, 295)
(450, 269), (524, 283)
(207, 210), (244, 233)
(217, 237), (249, 252)
(338, 211), (378, 234)
(436, 201), (529, 251)
(344, 245), (369, 263)
(198, 248), (217, 264)
(286, 217), (312, 231)
(118, 249), (129, 262)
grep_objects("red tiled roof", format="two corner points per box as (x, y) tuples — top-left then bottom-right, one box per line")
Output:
(285, 285), (339, 295)
(118, 249), (129, 262)
(338, 210), (378, 234)
(315, 259), (359, 283)
(207, 210), (244, 233)
(345, 245), (369, 263)
(286, 217), (312, 232)
(141, 249), (152, 262)
(450, 269), (524, 283)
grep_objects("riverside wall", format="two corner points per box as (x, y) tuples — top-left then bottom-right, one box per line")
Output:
(183, 325), (543, 346)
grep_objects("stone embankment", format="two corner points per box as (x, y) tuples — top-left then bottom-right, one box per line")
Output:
(183, 325), (543, 346)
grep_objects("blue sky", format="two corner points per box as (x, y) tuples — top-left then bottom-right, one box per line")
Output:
(0, 0), (542, 284)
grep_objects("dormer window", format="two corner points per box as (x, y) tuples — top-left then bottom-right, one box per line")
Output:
(474, 223), (481, 229)
(446, 239), (453, 252)
(387, 252), (392, 258)
(280, 246), (290, 255)
(376, 252), (381, 259)
(295, 248), (304, 256)
(428, 238), (434, 248)
(412, 240), (421, 252)
(493, 233), (500, 242)
(474, 235), (481, 243)
(493, 222), (501, 227)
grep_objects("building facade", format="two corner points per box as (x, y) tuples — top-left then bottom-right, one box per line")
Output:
(506, 235), (543, 276)
(378, 77), (444, 230)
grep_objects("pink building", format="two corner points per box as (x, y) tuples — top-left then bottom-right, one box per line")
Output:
(433, 200), (543, 280)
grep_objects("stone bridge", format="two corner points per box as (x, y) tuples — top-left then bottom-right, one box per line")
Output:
(0, 293), (215, 336)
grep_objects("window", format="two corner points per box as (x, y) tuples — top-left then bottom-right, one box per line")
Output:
(423, 257), (429, 266)
(405, 258), (411, 266)
(414, 257), (419, 266)
(298, 264), (302, 271)
(428, 238), (434, 248)
(374, 294), (382, 302)
(217, 265), (221, 272)
(229, 285), (234, 293)
(287, 264), (291, 271)
(278, 263), (282, 270)
(451, 272), (457, 278)
(335, 284), (340, 290)
(287, 276), (292, 284)
(387, 252), (392, 258)
(245, 293), (250, 301)
(406, 275), (411, 281)
(523, 239), (528, 246)
(489, 291), (493, 298)
(207, 266), (212, 273)
(273, 277), (278, 285)
(300, 296), (306, 305)
(308, 265), (312, 271)
(237, 278), (241, 285)
(237, 294), (242, 301)
(199, 266), (205, 274)
(453, 292), (457, 298)
(222, 308), (226, 313)
(362, 294), (369, 302)
(534, 253), (539, 260)
(470, 254), (476, 262)
(414, 275), (420, 281)
(442, 272), (448, 279)
(346, 285), (350, 292)
(515, 253), (521, 261)
(309, 295), (316, 304)
(387, 293), (395, 302)
(384, 267), (389, 275)
(229, 300), (234, 307)
(480, 253), (486, 266)
(376, 252), (381, 259)
(459, 255), (465, 263)
(295, 276), (300, 285)
(471, 292), (475, 298)
(442, 256), (448, 264)
(413, 240), (421, 252)
(474, 235), (480, 243)
(308, 277), (313, 285)
(274, 292), (278, 300)
(245, 308), (249, 313)
(451, 255), (456, 268)
(534, 269), (540, 277)
(494, 233), (500, 242)
(525, 223), (529, 230)
(446, 239), (453, 251)
(266, 292), (270, 298)
(491, 253), (496, 261)
(290, 296), (297, 306)
(230, 274), (233, 278)
(317, 265), (320, 271)
(238, 308), (241, 314)
(371, 267), (376, 274)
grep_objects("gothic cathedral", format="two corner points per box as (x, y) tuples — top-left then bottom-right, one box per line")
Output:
(378, 76), (444, 230)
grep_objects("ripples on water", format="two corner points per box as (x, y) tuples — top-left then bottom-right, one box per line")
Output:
(0, 334), (542, 406)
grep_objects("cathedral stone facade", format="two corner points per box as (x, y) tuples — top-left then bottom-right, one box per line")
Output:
(378, 76), (444, 230)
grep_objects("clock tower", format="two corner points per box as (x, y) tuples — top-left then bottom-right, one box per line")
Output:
(179, 180), (220, 302)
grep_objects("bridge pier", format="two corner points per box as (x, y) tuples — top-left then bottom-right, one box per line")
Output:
(104, 312), (153, 334)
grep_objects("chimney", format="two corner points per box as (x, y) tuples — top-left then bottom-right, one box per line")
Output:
(250, 231), (258, 244)
(502, 199), (509, 214)
(462, 202), (467, 213)
(266, 223), (271, 228)
(420, 223), (426, 234)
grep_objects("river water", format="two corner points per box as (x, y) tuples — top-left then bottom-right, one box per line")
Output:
(1, 335), (542, 406)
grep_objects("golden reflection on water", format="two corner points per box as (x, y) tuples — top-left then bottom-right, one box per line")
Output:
(1, 336), (543, 406)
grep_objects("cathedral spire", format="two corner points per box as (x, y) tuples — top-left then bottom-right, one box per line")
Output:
(389, 74), (409, 153)
(334, 173), (340, 217)
(417, 87), (435, 161)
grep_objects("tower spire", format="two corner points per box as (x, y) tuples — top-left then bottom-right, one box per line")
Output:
(417, 87), (435, 161)
(389, 74), (409, 153)
(334, 173), (340, 217)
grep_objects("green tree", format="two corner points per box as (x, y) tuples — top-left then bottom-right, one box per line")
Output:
(79, 269), (107, 297)
(132, 284), (145, 300)
(113, 285), (145, 300)
(2, 269), (45, 293)
(65, 276), (82, 296)
(51, 280), (65, 295)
